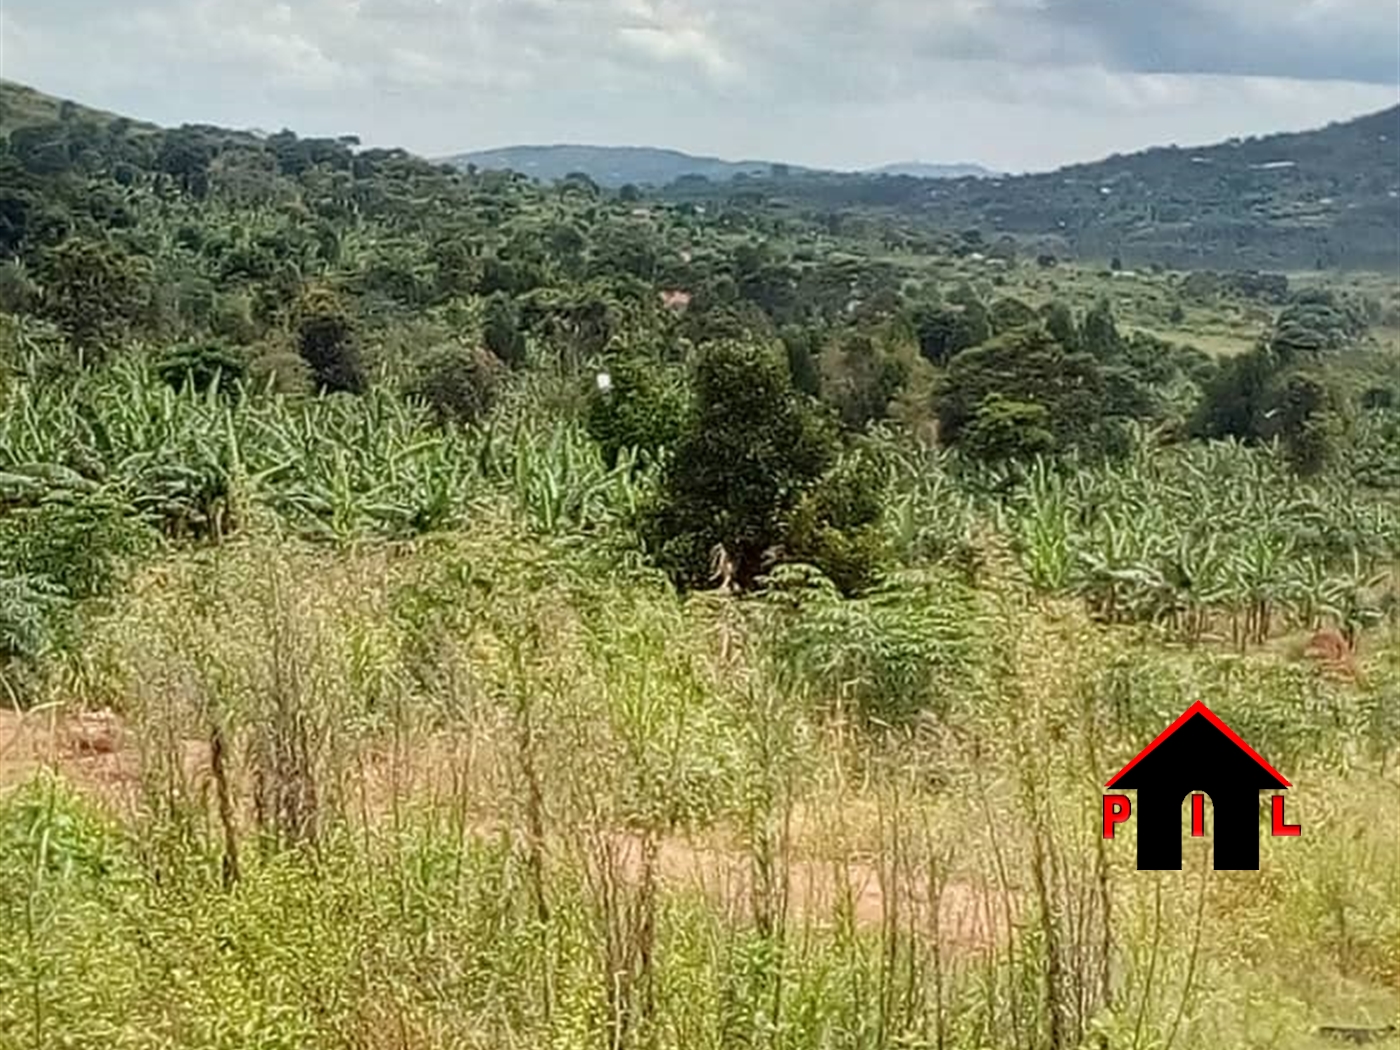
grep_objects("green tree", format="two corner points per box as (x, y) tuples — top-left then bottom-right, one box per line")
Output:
(1082, 298), (1123, 358)
(908, 303), (986, 365)
(407, 343), (504, 425)
(989, 296), (1038, 333)
(936, 327), (1142, 460)
(483, 293), (527, 368)
(780, 325), (823, 397)
(785, 452), (888, 595)
(960, 394), (1056, 462)
(1190, 344), (1277, 440)
(294, 286), (365, 394)
(823, 333), (908, 430)
(38, 238), (150, 354)
(1265, 371), (1343, 476)
(585, 354), (686, 468)
(644, 340), (835, 589)
(1042, 302), (1081, 352)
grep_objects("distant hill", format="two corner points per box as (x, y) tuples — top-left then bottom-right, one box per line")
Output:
(868, 161), (994, 180)
(441, 144), (995, 187)
(659, 105), (1400, 271)
(0, 78), (156, 136)
(439, 145), (795, 186)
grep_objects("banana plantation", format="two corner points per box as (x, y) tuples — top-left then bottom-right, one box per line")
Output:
(4, 349), (1396, 679)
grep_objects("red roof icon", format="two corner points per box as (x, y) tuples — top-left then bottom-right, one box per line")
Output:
(1105, 701), (1290, 789)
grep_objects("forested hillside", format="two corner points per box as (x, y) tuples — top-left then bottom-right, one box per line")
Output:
(660, 105), (1400, 270)
(1, 77), (1398, 1049)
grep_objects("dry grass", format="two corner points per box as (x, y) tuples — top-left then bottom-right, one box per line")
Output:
(1, 526), (1396, 1049)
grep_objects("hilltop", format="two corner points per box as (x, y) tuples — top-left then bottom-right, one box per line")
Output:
(441, 143), (994, 186)
(867, 161), (994, 180)
(440, 144), (800, 185)
(0, 78), (159, 136)
(660, 105), (1400, 271)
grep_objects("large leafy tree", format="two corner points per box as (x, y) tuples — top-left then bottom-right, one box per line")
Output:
(586, 353), (687, 468)
(37, 237), (151, 354)
(644, 340), (836, 589)
(823, 332), (908, 430)
(908, 302), (988, 365)
(936, 326), (1148, 460)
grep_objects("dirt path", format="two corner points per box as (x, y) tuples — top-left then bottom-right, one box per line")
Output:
(1, 708), (1011, 949)
(1, 706), (140, 795)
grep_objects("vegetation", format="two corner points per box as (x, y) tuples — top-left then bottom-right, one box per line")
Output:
(658, 105), (1400, 272)
(0, 78), (1397, 1049)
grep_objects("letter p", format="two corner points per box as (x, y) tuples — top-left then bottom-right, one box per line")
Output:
(1103, 794), (1131, 838)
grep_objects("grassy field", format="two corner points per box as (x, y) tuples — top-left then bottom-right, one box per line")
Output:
(1, 511), (1396, 1049)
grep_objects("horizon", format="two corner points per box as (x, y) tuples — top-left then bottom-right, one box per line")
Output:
(439, 140), (997, 175)
(6, 74), (1395, 181)
(2, 0), (1396, 173)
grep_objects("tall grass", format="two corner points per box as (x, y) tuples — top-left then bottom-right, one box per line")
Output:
(2, 524), (1395, 1049)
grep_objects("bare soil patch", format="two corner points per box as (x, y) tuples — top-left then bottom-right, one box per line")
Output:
(0, 708), (1011, 949)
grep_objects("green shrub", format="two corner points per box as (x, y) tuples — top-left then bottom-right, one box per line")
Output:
(585, 353), (686, 468)
(785, 451), (888, 595)
(154, 340), (248, 393)
(484, 292), (528, 368)
(761, 564), (982, 725)
(0, 572), (67, 664)
(406, 343), (505, 425)
(294, 286), (364, 394)
(0, 496), (150, 603)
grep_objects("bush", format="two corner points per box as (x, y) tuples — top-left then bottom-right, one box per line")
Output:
(989, 296), (1038, 333)
(294, 286), (364, 394)
(0, 496), (151, 603)
(483, 292), (527, 368)
(155, 340), (248, 393)
(785, 452), (888, 595)
(585, 354), (686, 468)
(761, 565), (983, 725)
(406, 343), (505, 425)
(0, 572), (67, 665)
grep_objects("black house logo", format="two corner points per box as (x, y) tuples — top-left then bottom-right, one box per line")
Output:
(1102, 702), (1300, 871)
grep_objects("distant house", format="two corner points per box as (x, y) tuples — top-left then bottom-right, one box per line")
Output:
(660, 290), (692, 312)
(1106, 702), (1289, 871)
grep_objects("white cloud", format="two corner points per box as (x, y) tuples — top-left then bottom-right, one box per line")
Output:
(0, 0), (1394, 169)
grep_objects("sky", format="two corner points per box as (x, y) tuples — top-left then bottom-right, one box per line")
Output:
(1, 0), (1397, 173)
